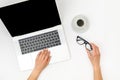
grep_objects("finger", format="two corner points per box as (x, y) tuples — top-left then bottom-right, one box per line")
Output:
(48, 51), (50, 56)
(92, 43), (100, 56)
(44, 49), (48, 53)
(44, 49), (49, 58)
(36, 51), (41, 61)
(92, 43), (99, 51)
(94, 44), (100, 55)
(90, 43), (96, 50)
(44, 54), (49, 61)
(37, 51), (41, 58)
(45, 49), (49, 55)
(47, 51), (51, 61)
(47, 56), (51, 65)
(90, 43), (97, 55)
(96, 46), (100, 55)
(86, 48), (92, 57)
(41, 49), (47, 60)
(44, 51), (50, 61)
(39, 50), (44, 59)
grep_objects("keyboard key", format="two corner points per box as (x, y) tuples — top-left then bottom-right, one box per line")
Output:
(19, 30), (61, 54)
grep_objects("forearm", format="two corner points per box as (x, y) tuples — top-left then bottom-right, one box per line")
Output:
(93, 65), (103, 80)
(28, 68), (42, 80)
(28, 49), (50, 80)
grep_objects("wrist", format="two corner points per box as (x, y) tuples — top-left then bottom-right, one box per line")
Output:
(28, 68), (42, 80)
(33, 67), (42, 75)
(93, 64), (101, 70)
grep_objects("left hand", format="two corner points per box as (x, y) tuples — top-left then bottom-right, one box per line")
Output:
(34, 49), (51, 73)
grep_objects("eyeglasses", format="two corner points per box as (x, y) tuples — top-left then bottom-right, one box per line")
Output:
(76, 36), (93, 51)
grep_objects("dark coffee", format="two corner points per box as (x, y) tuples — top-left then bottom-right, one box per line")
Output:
(77, 19), (84, 27)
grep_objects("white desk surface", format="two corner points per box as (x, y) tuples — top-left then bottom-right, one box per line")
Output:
(0, 0), (120, 80)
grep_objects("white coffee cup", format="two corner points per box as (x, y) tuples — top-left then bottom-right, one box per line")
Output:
(72, 15), (89, 33)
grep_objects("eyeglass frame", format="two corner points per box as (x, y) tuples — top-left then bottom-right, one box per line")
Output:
(76, 36), (93, 51)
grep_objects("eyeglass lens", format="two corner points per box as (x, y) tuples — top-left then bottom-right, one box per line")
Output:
(77, 36), (93, 51)
(85, 43), (92, 51)
(76, 36), (85, 45)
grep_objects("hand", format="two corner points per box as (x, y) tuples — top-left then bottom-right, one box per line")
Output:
(34, 49), (51, 73)
(86, 43), (100, 68)
(86, 43), (103, 80)
(28, 49), (51, 80)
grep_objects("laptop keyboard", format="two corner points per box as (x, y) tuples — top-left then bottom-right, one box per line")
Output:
(19, 30), (61, 54)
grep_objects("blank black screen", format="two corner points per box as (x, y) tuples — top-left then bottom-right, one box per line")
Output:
(0, 0), (61, 37)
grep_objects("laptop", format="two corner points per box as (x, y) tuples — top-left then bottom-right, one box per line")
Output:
(0, 0), (70, 71)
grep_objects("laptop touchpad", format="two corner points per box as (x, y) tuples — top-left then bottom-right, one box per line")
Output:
(17, 54), (33, 71)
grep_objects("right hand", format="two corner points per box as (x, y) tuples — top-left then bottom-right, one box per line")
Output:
(28, 49), (51, 80)
(86, 43), (101, 68)
(34, 49), (51, 73)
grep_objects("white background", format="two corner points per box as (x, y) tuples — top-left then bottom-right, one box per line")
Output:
(0, 0), (120, 80)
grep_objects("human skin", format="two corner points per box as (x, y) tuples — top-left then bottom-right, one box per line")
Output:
(28, 43), (103, 80)
(28, 49), (51, 80)
(86, 43), (103, 80)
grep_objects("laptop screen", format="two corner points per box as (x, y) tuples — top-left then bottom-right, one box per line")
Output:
(0, 0), (61, 37)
